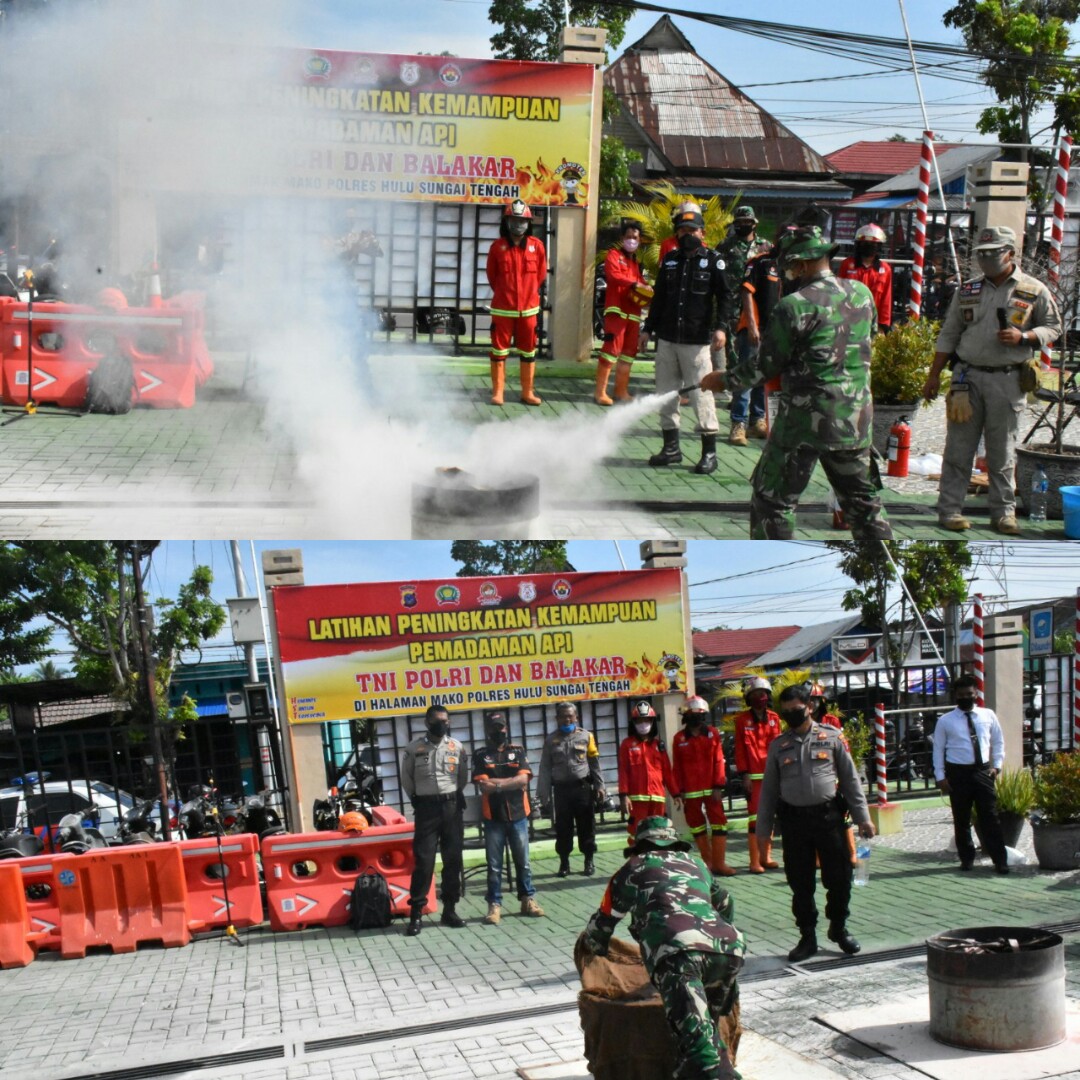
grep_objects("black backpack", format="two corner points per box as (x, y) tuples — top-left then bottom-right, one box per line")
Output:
(348, 871), (392, 930)
(85, 354), (134, 414)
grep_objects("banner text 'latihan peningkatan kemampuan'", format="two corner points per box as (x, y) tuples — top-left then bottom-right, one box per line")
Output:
(272, 570), (688, 723)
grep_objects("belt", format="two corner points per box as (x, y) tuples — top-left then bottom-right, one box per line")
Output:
(945, 761), (989, 771)
(415, 792), (461, 802)
(554, 778), (592, 788)
(962, 361), (1023, 373)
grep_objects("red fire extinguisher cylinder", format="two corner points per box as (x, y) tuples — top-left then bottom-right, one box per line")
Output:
(886, 416), (911, 478)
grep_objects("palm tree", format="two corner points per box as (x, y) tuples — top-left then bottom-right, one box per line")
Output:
(31, 659), (68, 681)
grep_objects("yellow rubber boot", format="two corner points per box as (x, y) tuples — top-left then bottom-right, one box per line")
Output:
(519, 361), (542, 406)
(489, 361), (505, 406)
(747, 832), (765, 874)
(710, 833), (737, 877)
(595, 359), (614, 406)
(613, 359), (634, 402)
(761, 837), (779, 869)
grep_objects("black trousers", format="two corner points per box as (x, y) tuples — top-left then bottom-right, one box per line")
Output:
(409, 795), (464, 907)
(945, 763), (1007, 867)
(778, 802), (852, 934)
(553, 780), (596, 859)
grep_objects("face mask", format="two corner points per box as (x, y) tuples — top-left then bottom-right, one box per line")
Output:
(622, 237), (639, 253)
(490, 729), (508, 746)
(634, 722), (653, 737)
(956, 697), (976, 712)
(734, 224), (754, 237)
(977, 252), (1009, 277)
(678, 233), (700, 252)
(427, 720), (448, 738)
(684, 715), (706, 729)
(509, 220), (528, 237)
(559, 722), (577, 735)
(781, 708), (806, 729)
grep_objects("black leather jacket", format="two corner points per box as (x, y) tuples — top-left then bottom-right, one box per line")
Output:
(643, 242), (731, 345)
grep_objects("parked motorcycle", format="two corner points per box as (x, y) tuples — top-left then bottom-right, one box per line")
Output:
(115, 798), (158, 845)
(56, 810), (109, 854)
(312, 752), (383, 831)
(238, 791), (286, 840)
(0, 828), (43, 859)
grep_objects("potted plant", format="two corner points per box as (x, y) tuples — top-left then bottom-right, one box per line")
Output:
(1030, 751), (1080, 870)
(869, 318), (941, 457)
(994, 766), (1036, 848)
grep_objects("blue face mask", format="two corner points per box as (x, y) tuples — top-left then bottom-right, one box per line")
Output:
(559, 722), (577, 735)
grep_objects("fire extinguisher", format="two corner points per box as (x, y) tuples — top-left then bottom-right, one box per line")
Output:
(886, 415), (911, 478)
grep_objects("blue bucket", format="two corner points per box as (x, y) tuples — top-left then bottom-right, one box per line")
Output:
(1062, 485), (1080, 539)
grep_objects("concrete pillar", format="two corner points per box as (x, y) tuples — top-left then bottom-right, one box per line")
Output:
(551, 26), (606, 362)
(969, 160), (1030, 263)
(983, 613), (1025, 771)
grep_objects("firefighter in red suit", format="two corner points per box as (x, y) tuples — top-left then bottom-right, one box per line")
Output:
(618, 701), (680, 837)
(733, 676), (782, 873)
(672, 695), (735, 876)
(838, 222), (892, 333)
(598, 220), (651, 406)
(486, 199), (547, 407)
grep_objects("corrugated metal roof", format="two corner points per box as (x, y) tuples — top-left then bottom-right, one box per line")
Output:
(752, 615), (864, 668)
(606, 16), (834, 178)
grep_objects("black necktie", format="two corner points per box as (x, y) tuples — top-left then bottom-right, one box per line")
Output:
(965, 711), (984, 768)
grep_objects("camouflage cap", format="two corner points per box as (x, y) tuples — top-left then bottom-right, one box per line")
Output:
(733, 205), (757, 223)
(973, 225), (1016, 251)
(626, 815), (692, 856)
(778, 225), (837, 262)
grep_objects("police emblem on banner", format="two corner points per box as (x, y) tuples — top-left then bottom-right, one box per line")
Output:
(399, 584), (418, 608)
(552, 579), (572, 600)
(439, 62), (463, 87)
(518, 581), (537, 603)
(354, 57), (378, 85)
(399, 61), (421, 86)
(478, 581), (501, 607)
(305, 55), (332, 80)
(435, 584), (461, 606)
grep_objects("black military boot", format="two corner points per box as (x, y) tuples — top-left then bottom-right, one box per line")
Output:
(405, 903), (423, 937)
(693, 434), (718, 475)
(440, 901), (465, 929)
(583, 856), (595, 876)
(558, 856), (571, 878)
(828, 925), (861, 955)
(649, 428), (682, 467)
(788, 930), (818, 963)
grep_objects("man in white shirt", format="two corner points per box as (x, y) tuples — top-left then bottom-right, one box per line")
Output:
(932, 674), (1008, 874)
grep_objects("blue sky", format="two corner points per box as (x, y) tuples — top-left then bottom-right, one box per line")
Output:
(280, 0), (1017, 153)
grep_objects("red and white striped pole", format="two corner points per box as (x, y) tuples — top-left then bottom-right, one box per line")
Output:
(908, 130), (934, 320)
(875, 702), (888, 804)
(1073, 586), (1079, 749)
(973, 594), (985, 707)
(1043, 134), (1072, 370)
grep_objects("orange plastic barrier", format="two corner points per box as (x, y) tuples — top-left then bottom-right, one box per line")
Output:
(177, 834), (263, 932)
(369, 805), (408, 828)
(0, 863), (36, 968)
(0, 294), (212, 410)
(54, 845), (191, 959)
(262, 819), (429, 932)
(15, 851), (75, 952)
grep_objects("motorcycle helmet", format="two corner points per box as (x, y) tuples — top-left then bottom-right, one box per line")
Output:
(338, 810), (369, 834)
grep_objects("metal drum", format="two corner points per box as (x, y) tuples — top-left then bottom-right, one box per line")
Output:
(927, 926), (1066, 1052)
(411, 469), (540, 539)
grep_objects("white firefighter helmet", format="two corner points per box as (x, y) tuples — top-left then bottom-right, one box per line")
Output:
(808, 681), (827, 699)
(744, 676), (771, 704)
(682, 695), (710, 717)
(855, 223), (886, 245)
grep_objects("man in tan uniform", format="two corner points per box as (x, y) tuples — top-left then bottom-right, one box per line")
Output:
(922, 225), (1060, 534)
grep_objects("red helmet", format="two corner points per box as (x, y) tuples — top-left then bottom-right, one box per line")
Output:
(855, 223), (886, 244)
(808, 681), (827, 699)
(338, 811), (368, 834)
(632, 701), (657, 719)
(504, 199), (533, 221)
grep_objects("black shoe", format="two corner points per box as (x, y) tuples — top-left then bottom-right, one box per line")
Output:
(440, 904), (465, 928)
(692, 434), (718, 475)
(649, 429), (682, 467)
(959, 860), (973, 871)
(405, 910), (423, 937)
(583, 857), (595, 876)
(788, 933), (818, 963)
(994, 864), (1010, 875)
(828, 926), (861, 955)
(558, 858), (570, 878)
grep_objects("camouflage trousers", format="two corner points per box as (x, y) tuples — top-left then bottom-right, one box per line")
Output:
(652, 949), (742, 1080)
(749, 434), (893, 541)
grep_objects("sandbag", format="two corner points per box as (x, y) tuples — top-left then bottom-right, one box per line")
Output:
(574, 933), (656, 1001)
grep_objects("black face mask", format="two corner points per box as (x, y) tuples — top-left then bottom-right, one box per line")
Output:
(734, 224), (754, 237)
(427, 720), (448, 738)
(490, 729), (508, 746)
(855, 241), (878, 260)
(956, 698), (975, 712)
(781, 708), (806, 729)
(678, 233), (701, 252)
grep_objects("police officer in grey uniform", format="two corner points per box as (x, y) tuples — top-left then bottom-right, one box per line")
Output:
(923, 225), (1060, 535)
(537, 702), (605, 877)
(401, 705), (469, 936)
(756, 684), (875, 963)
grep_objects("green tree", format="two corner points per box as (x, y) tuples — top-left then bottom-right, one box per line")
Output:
(826, 540), (973, 698)
(31, 659), (68, 681)
(489, 0), (630, 62)
(451, 541), (574, 576)
(943, 1), (1080, 163)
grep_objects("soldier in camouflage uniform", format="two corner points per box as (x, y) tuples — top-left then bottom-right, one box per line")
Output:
(717, 206), (759, 362)
(701, 225), (894, 540)
(583, 815), (745, 1080)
